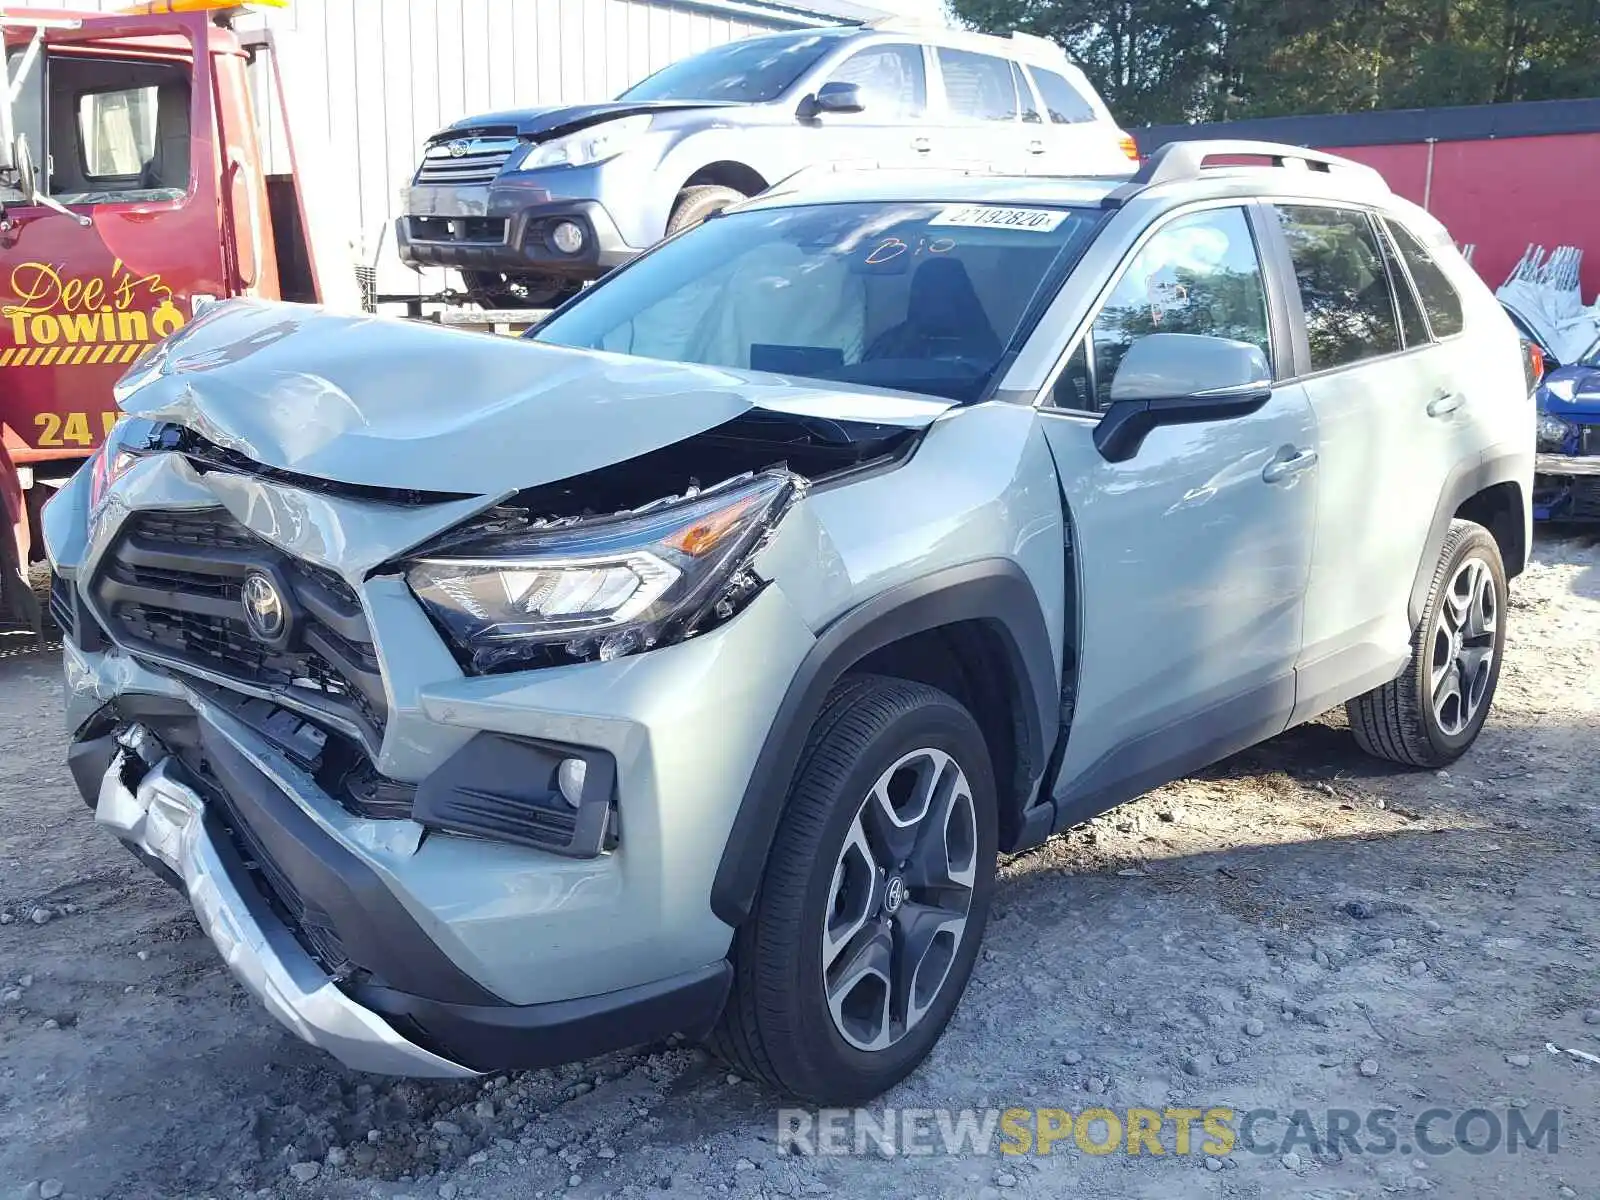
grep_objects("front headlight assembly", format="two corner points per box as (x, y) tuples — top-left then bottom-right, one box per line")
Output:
(1536, 411), (1577, 452)
(407, 470), (800, 673)
(519, 114), (652, 170)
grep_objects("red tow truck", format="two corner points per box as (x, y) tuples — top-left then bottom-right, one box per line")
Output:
(0, 0), (357, 632)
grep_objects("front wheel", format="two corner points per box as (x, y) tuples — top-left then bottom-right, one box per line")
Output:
(665, 185), (745, 236)
(709, 675), (998, 1104)
(1348, 519), (1507, 767)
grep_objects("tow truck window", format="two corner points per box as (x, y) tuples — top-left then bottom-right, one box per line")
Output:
(78, 85), (158, 178)
(47, 55), (190, 202)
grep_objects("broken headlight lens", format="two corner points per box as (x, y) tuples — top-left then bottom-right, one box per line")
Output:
(1536, 411), (1577, 451)
(407, 471), (798, 673)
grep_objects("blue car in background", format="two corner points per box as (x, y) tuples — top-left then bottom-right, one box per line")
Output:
(1534, 333), (1600, 521)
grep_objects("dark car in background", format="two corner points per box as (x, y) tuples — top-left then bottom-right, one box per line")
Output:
(1534, 332), (1600, 520)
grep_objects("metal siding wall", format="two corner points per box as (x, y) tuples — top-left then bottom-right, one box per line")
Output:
(23, 0), (799, 297)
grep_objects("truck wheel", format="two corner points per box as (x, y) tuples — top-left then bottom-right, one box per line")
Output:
(462, 271), (578, 310)
(666, 185), (745, 236)
(1347, 519), (1507, 768)
(709, 675), (997, 1104)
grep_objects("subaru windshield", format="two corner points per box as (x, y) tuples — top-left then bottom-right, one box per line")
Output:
(531, 201), (1104, 403)
(617, 30), (849, 103)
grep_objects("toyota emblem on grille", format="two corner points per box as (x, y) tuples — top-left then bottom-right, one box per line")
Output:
(241, 571), (286, 642)
(447, 139), (471, 158)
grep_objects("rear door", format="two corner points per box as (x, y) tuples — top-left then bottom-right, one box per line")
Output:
(1266, 202), (1456, 721)
(1, 12), (227, 466)
(928, 47), (1031, 167)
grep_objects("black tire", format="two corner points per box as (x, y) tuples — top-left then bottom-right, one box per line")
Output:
(461, 270), (579, 310)
(708, 674), (998, 1104)
(665, 185), (745, 236)
(1347, 519), (1507, 767)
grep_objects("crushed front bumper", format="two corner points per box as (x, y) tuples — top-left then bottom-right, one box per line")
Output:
(94, 738), (476, 1077)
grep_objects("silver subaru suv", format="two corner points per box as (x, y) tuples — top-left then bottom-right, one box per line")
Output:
(49, 141), (1535, 1104)
(396, 21), (1134, 308)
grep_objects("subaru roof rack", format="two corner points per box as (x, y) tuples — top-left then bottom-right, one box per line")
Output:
(1103, 138), (1389, 207)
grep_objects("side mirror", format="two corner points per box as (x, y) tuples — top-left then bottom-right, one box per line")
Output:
(1093, 333), (1273, 462)
(798, 81), (864, 120)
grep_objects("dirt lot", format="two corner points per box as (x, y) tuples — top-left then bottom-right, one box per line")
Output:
(1, 532), (1597, 1200)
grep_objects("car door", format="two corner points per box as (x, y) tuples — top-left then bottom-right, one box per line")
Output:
(808, 41), (933, 166)
(1034, 203), (1320, 825)
(928, 46), (1030, 167)
(1264, 203), (1456, 722)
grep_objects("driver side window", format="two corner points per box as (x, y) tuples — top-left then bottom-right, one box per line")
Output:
(825, 45), (927, 119)
(1056, 206), (1272, 411)
(45, 54), (191, 204)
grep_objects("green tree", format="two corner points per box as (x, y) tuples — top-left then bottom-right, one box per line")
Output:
(950, 0), (1600, 124)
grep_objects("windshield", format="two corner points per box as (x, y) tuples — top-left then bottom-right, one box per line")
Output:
(532, 201), (1103, 403)
(617, 30), (849, 103)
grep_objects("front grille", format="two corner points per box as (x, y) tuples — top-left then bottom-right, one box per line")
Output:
(408, 215), (508, 244)
(1581, 424), (1600, 456)
(91, 509), (387, 742)
(413, 135), (521, 186)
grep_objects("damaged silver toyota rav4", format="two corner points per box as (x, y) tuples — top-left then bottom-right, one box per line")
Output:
(48, 142), (1536, 1104)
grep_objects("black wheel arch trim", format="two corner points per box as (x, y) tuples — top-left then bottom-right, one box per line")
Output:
(1408, 451), (1527, 627)
(709, 558), (1058, 928)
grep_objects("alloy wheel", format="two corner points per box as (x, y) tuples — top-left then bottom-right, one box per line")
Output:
(1430, 555), (1497, 736)
(821, 747), (977, 1053)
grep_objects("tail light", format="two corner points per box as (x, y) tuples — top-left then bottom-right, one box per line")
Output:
(1522, 339), (1546, 395)
(1118, 134), (1140, 162)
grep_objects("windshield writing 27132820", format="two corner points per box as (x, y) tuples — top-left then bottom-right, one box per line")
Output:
(863, 235), (957, 265)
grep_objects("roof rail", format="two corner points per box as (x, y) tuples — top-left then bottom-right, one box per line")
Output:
(1103, 138), (1388, 207)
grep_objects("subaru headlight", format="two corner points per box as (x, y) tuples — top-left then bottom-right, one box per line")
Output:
(1536, 411), (1576, 452)
(520, 115), (652, 170)
(407, 470), (799, 673)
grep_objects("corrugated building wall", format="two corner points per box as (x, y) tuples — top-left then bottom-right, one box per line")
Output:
(27, 0), (856, 293)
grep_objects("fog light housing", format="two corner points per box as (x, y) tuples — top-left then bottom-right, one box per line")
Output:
(556, 757), (588, 808)
(549, 219), (585, 254)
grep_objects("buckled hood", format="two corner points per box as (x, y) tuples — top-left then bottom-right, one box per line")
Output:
(113, 300), (951, 496)
(432, 100), (738, 143)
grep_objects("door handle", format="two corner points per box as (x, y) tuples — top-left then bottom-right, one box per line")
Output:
(1426, 392), (1465, 417)
(911, 136), (932, 153)
(1026, 139), (1046, 155)
(1263, 447), (1318, 484)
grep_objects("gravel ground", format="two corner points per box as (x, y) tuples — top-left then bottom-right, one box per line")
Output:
(1, 532), (1597, 1200)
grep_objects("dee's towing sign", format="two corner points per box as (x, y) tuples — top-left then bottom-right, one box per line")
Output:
(2, 259), (187, 371)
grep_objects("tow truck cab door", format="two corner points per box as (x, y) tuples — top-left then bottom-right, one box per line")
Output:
(0, 12), (272, 467)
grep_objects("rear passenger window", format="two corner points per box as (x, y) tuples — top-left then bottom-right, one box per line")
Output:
(1068, 206), (1271, 411)
(1275, 206), (1400, 372)
(1026, 65), (1098, 124)
(827, 44), (927, 119)
(1390, 222), (1466, 338)
(936, 49), (1018, 122)
(1376, 224), (1429, 348)
(1010, 62), (1041, 122)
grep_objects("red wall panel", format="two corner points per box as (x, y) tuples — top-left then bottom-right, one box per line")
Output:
(1327, 135), (1600, 302)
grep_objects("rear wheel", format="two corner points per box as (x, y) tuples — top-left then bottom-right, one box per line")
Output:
(666, 185), (745, 236)
(709, 675), (997, 1104)
(1347, 519), (1507, 767)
